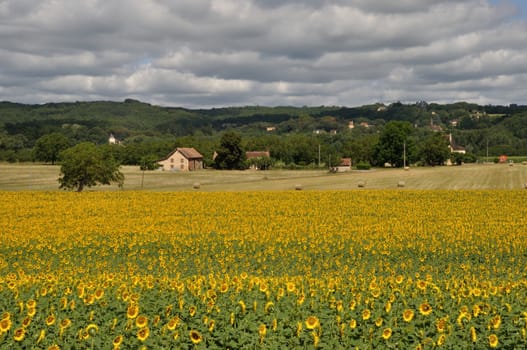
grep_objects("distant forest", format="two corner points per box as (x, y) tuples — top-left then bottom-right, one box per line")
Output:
(1, 99), (526, 167)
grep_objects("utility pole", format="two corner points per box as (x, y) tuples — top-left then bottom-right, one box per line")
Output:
(403, 141), (406, 168)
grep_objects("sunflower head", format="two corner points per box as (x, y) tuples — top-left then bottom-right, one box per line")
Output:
(135, 315), (148, 328)
(189, 330), (202, 344)
(403, 309), (414, 322)
(488, 334), (499, 348)
(137, 327), (149, 342)
(305, 316), (320, 330)
(382, 328), (392, 340)
(419, 302), (433, 316)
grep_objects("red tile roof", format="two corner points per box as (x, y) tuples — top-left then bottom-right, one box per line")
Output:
(177, 148), (203, 159)
(246, 151), (270, 159)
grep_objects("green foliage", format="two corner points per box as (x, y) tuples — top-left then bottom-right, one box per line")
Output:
(374, 121), (415, 167)
(246, 156), (274, 170)
(58, 142), (124, 192)
(214, 131), (246, 170)
(139, 155), (161, 171)
(418, 132), (450, 166)
(1, 101), (527, 166)
(33, 132), (71, 165)
(356, 161), (371, 170)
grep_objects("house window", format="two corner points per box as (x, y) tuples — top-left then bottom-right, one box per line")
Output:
(181, 158), (184, 163)
(170, 158), (174, 163)
(180, 164), (184, 170)
(170, 165), (174, 169)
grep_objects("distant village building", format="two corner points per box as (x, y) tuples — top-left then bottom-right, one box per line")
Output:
(158, 147), (203, 171)
(348, 121), (354, 129)
(448, 133), (466, 154)
(266, 126), (276, 132)
(108, 133), (120, 145)
(334, 158), (352, 172)
(246, 151), (271, 170)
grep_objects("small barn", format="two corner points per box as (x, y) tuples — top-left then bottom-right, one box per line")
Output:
(246, 151), (271, 170)
(158, 148), (203, 171)
(334, 158), (352, 172)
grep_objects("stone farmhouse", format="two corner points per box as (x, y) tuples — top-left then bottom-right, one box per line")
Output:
(158, 147), (203, 171)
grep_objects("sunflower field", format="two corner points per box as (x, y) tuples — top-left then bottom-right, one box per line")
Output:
(1, 190), (527, 349)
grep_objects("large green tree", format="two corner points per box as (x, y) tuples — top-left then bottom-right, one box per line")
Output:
(214, 131), (246, 170)
(374, 121), (414, 167)
(33, 132), (71, 165)
(58, 142), (124, 192)
(418, 132), (451, 166)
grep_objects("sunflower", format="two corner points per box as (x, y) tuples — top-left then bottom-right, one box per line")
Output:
(27, 307), (36, 317)
(490, 315), (501, 329)
(264, 301), (274, 314)
(403, 309), (414, 322)
(395, 275), (404, 284)
(37, 329), (46, 344)
(437, 334), (446, 346)
(26, 299), (36, 309)
(296, 322), (303, 337)
(60, 318), (71, 329)
(219, 282), (229, 293)
(362, 309), (371, 320)
(382, 328), (392, 340)
(349, 319), (357, 330)
(86, 324), (99, 337)
(488, 334), (499, 348)
(416, 280), (427, 291)
(312, 331), (320, 347)
(375, 317), (383, 327)
(258, 324), (267, 337)
(47, 345), (60, 350)
(436, 318), (448, 333)
(0, 318), (12, 333)
(469, 327), (477, 343)
(113, 335), (123, 348)
(167, 317), (180, 331)
(21, 317), (31, 328)
(189, 330), (203, 344)
(238, 300), (246, 314)
(13, 328), (25, 342)
(384, 301), (392, 313)
(419, 302), (433, 316)
(94, 289), (104, 300)
(305, 316), (320, 330)
(135, 315), (148, 328)
(286, 282), (296, 293)
(137, 327), (149, 342)
(127, 304), (139, 319)
(46, 314), (56, 326)
(186, 305), (196, 317)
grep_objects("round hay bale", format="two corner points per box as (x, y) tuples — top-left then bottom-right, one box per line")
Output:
(357, 180), (365, 188)
(192, 182), (201, 189)
(397, 181), (405, 188)
(294, 184), (303, 191)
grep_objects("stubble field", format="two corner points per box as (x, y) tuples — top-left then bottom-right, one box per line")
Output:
(1, 162), (527, 191)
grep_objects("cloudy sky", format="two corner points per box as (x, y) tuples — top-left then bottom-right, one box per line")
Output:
(1, 0), (526, 108)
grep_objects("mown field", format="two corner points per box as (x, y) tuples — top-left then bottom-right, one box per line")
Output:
(1, 162), (527, 191)
(1, 190), (527, 349)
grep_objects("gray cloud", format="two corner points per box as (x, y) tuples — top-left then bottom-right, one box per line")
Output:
(0, 0), (525, 107)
